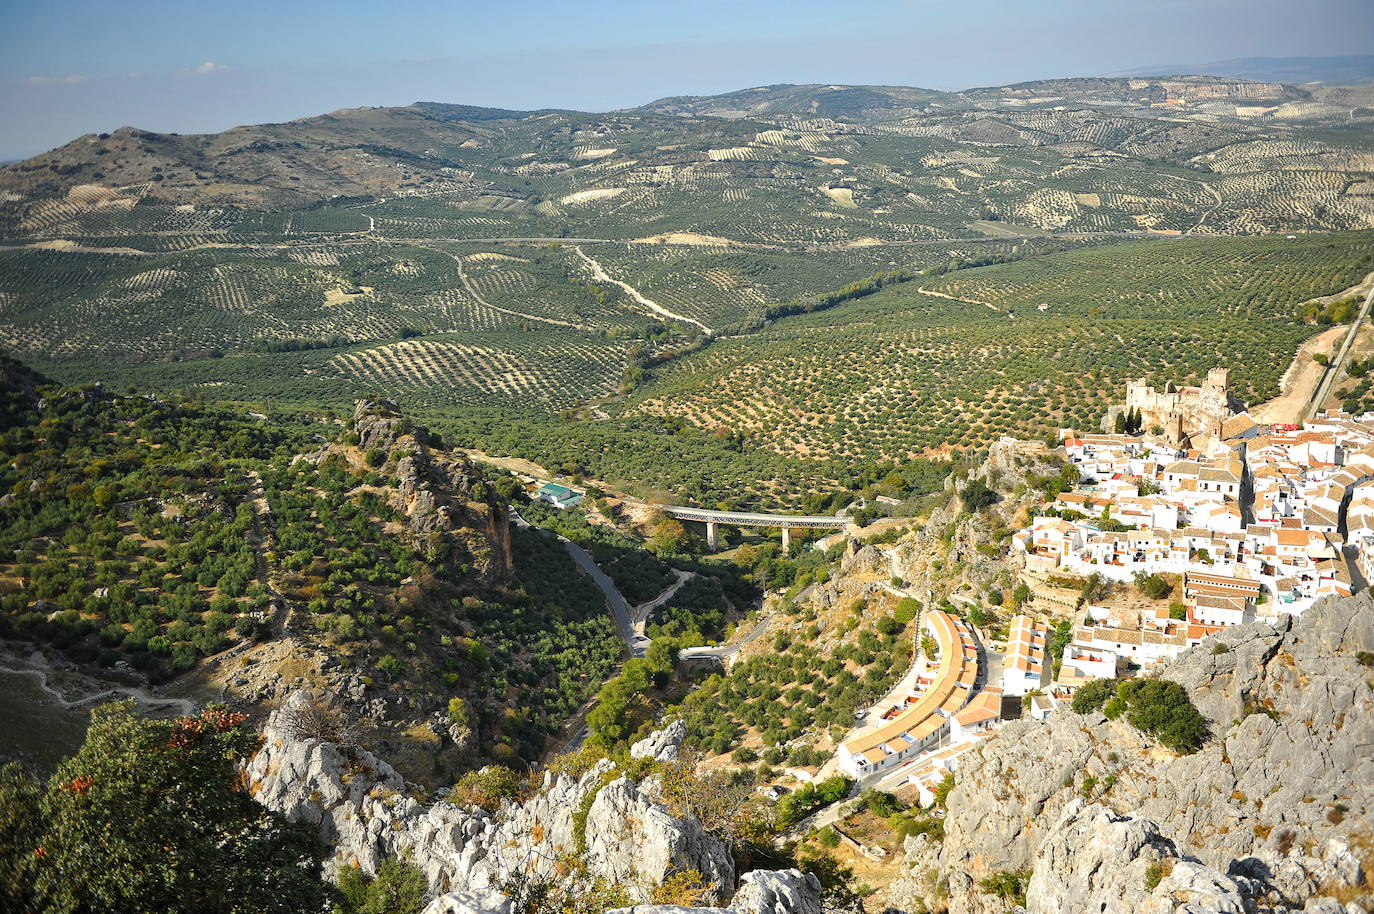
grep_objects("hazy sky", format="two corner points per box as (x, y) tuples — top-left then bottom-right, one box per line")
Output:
(2, 0), (1370, 160)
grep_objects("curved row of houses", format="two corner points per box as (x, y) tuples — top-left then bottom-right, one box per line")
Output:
(837, 610), (985, 778)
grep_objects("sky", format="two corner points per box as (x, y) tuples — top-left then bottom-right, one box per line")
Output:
(2, 0), (1371, 160)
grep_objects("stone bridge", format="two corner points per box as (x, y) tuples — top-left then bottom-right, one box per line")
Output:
(662, 505), (849, 550)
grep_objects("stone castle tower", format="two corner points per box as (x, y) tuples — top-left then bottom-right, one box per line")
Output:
(1124, 367), (1237, 447)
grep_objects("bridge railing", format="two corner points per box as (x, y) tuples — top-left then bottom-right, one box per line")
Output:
(662, 506), (848, 528)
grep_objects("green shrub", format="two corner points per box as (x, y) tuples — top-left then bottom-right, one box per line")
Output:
(450, 766), (522, 813)
(979, 870), (1031, 905)
(334, 857), (428, 914)
(962, 479), (997, 511)
(1071, 678), (1116, 714)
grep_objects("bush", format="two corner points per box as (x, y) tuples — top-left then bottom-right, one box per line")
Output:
(450, 766), (522, 813)
(979, 870), (1031, 905)
(1134, 572), (1172, 600)
(894, 598), (920, 624)
(962, 479), (997, 511)
(1071, 678), (1116, 714)
(776, 776), (853, 828)
(1144, 858), (1172, 891)
(1119, 679), (1208, 754)
(334, 857), (428, 914)
(861, 788), (902, 817)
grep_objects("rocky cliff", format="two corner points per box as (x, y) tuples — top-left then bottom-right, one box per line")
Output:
(417, 869), (823, 914)
(890, 591), (1374, 914)
(248, 693), (740, 905)
(350, 398), (512, 586)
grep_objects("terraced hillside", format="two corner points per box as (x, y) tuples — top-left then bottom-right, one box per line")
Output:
(0, 233), (1068, 410)
(624, 232), (1374, 460)
(2, 77), (1373, 498)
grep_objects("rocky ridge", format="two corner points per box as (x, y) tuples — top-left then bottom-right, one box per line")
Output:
(888, 591), (1374, 914)
(348, 398), (512, 586)
(248, 692), (759, 907)
(886, 437), (1058, 608)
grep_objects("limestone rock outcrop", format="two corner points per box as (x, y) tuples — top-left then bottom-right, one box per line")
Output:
(248, 702), (733, 903)
(420, 888), (512, 914)
(350, 398), (511, 585)
(603, 869), (823, 914)
(630, 718), (687, 762)
(890, 591), (1374, 914)
(727, 869), (824, 914)
(1025, 801), (1250, 914)
(585, 775), (734, 902)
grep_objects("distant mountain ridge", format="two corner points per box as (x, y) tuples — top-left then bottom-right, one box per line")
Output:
(1110, 54), (1374, 86)
(5, 73), (1371, 213)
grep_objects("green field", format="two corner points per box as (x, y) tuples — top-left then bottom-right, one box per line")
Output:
(622, 232), (1374, 460)
(3, 78), (1373, 504)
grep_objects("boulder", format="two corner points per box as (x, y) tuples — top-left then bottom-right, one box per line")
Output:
(420, 888), (512, 914)
(584, 775), (735, 903)
(630, 720), (687, 763)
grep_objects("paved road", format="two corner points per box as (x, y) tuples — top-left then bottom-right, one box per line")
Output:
(511, 510), (645, 657)
(663, 505), (849, 529)
(678, 610), (776, 663)
(1306, 279), (1374, 420)
(629, 569), (694, 638)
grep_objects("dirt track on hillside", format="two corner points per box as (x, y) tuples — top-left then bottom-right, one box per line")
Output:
(1250, 325), (1345, 424)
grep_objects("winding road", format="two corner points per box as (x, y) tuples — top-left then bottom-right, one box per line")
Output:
(573, 246), (713, 335)
(510, 509), (645, 657)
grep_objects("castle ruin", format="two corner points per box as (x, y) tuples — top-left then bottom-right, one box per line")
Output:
(1122, 368), (1241, 447)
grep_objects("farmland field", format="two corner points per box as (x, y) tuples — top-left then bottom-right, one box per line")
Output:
(3, 78), (1374, 503)
(623, 232), (1374, 460)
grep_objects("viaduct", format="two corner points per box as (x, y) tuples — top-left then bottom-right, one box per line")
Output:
(661, 505), (850, 550)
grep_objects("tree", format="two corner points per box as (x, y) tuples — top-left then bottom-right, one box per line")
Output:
(0, 762), (42, 910)
(2, 701), (327, 914)
(648, 515), (690, 556)
(1134, 572), (1173, 601)
(961, 478), (997, 511)
(334, 857), (428, 914)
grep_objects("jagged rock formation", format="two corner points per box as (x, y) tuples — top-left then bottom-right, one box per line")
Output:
(248, 695), (732, 903)
(883, 437), (1057, 609)
(585, 775), (734, 896)
(631, 719), (687, 762)
(1025, 801), (1251, 914)
(350, 398), (511, 586)
(890, 592), (1374, 914)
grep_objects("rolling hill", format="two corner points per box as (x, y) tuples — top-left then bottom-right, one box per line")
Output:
(1, 75), (1373, 504)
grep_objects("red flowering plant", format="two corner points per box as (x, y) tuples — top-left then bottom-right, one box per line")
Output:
(0, 700), (326, 914)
